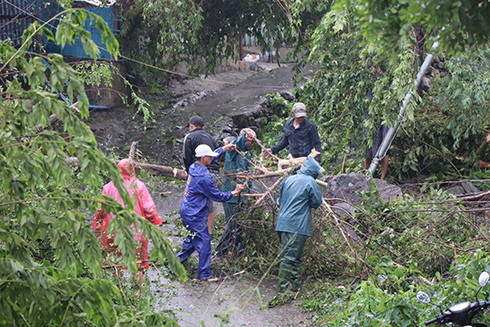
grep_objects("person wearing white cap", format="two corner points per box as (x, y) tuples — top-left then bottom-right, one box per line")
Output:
(182, 115), (221, 235)
(178, 144), (245, 281)
(266, 102), (322, 163)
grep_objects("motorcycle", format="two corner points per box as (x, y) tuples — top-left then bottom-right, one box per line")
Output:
(417, 271), (490, 326)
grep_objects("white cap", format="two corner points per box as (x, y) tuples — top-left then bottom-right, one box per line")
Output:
(195, 144), (219, 157)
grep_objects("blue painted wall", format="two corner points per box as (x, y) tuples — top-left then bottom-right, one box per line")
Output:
(1, 0), (120, 59)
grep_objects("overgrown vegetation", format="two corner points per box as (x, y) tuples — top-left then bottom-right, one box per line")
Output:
(296, 6), (490, 180)
(209, 177), (490, 325)
(3, 0), (490, 325)
(253, 2), (490, 322)
(0, 7), (185, 326)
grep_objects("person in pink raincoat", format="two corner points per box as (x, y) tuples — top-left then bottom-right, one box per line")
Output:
(93, 159), (163, 286)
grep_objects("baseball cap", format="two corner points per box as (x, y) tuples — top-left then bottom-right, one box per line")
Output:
(186, 115), (204, 128)
(292, 102), (307, 118)
(195, 144), (219, 157)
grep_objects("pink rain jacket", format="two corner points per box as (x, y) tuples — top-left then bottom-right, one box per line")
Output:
(93, 159), (163, 269)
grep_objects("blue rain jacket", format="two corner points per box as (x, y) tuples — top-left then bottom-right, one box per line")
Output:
(276, 156), (323, 237)
(180, 147), (233, 223)
(222, 134), (252, 204)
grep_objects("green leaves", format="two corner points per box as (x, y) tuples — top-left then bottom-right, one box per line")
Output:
(293, 0), (490, 178)
(0, 6), (183, 326)
(0, 258), (121, 327)
(336, 0), (490, 56)
(119, 0), (325, 84)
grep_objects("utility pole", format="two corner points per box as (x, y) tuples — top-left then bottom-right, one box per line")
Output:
(367, 41), (440, 177)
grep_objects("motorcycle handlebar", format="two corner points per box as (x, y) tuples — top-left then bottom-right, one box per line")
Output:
(424, 300), (490, 326)
(424, 317), (438, 326)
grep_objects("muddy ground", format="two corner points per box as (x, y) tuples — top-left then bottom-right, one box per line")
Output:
(87, 64), (316, 326)
(87, 64), (299, 166)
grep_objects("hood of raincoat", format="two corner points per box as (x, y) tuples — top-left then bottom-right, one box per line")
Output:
(118, 159), (135, 179)
(225, 134), (249, 167)
(297, 156), (321, 179)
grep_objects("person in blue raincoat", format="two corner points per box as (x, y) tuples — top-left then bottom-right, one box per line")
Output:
(178, 144), (245, 281)
(268, 156), (324, 307)
(214, 128), (256, 257)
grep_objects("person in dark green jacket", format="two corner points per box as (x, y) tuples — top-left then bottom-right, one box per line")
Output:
(268, 155), (323, 307)
(215, 128), (256, 257)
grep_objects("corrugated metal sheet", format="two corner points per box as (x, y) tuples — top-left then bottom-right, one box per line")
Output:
(1, 0), (122, 58)
(0, 0), (42, 47)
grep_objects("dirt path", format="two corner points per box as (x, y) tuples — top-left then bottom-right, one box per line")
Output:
(88, 64), (297, 165)
(148, 269), (309, 327)
(89, 65), (314, 326)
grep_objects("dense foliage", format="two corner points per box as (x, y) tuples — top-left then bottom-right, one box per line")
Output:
(302, 249), (490, 326)
(3, 0), (490, 325)
(0, 8), (185, 326)
(228, 2), (490, 325)
(118, 0), (328, 88)
(289, 3), (490, 180)
(208, 167), (490, 325)
(274, 1), (490, 325)
(336, 0), (490, 56)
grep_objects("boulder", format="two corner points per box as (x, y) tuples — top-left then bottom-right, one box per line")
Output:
(325, 173), (371, 205)
(279, 91), (295, 101)
(325, 173), (403, 205)
(460, 180), (479, 193)
(374, 179), (403, 202)
(446, 186), (465, 196)
(231, 103), (274, 129)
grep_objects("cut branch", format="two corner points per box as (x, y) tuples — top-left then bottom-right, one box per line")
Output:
(255, 175), (286, 206)
(476, 133), (490, 156)
(134, 162), (187, 180)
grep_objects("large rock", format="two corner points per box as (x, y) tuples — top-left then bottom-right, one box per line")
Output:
(279, 91), (295, 101)
(324, 173), (403, 241)
(231, 101), (274, 129)
(324, 173), (371, 205)
(324, 173), (402, 205)
(374, 179), (403, 203)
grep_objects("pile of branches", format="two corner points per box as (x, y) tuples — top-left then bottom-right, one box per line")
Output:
(130, 140), (490, 282)
(306, 189), (490, 281)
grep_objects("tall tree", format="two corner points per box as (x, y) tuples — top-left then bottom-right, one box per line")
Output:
(339, 0), (490, 56)
(118, 0), (327, 82)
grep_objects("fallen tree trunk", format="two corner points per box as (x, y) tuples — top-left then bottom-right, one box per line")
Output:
(134, 162), (187, 180)
(128, 141), (188, 179)
(64, 157), (188, 179)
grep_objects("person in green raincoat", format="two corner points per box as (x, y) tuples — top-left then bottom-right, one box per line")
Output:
(214, 128), (256, 257)
(268, 155), (324, 307)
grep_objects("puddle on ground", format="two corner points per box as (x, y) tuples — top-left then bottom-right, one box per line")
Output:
(146, 270), (309, 327)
